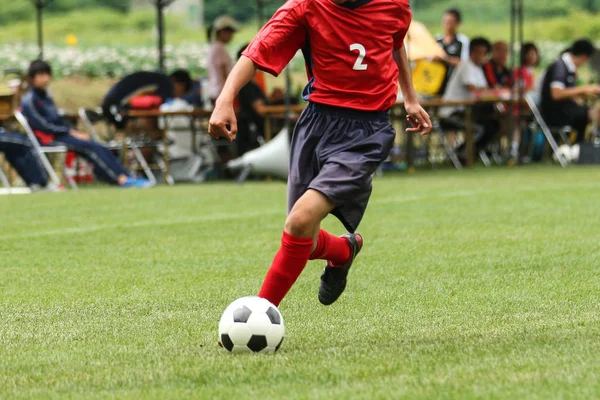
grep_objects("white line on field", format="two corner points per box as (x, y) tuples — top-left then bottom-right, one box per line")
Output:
(0, 210), (283, 240)
(2, 182), (599, 240)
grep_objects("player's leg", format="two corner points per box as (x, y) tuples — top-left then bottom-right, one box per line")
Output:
(305, 105), (396, 305)
(258, 189), (335, 306)
(52, 135), (130, 185)
(309, 229), (353, 266)
(570, 105), (589, 144)
(0, 132), (49, 187)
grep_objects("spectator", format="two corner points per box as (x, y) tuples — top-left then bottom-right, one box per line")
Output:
(207, 15), (240, 105)
(511, 42), (540, 161)
(484, 41), (512, 88)
(20, 60), (151, 188)
(170, 69), (203, 107)
(540, 39), (600, 143)
(440, 37), (500, 154)
(514, 43), (540, 94)
(236, 44), (269, 156)
(0, 128), (54, 190)
(435, 8), (470, 95)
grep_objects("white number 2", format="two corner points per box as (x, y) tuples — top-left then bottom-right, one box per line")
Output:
(350, 43), (368, 71)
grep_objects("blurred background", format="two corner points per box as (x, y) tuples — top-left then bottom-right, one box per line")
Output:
(1, 0), (598, 110)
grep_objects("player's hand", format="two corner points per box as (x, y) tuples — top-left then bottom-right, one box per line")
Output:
(405, 101), (432, 136)
(209, 99), (238, 142)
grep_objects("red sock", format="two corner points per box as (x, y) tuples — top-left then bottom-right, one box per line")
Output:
(258, 232), (313, 306)
(309, 229), (351, 266)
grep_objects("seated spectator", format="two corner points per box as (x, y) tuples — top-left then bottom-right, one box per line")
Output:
(484, 41), (512, 88)
(440, 37), (500, 154)
(236, 44), (269, 156)
(511, 42), (540, 161)
(541, 39), (600, 143)
(20, 60), (151, 188)
(170, 69), (203, 107)
(435, 8), (470, 95)
(0, 128), (54, 190)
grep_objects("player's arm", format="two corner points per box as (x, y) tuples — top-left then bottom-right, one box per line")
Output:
(394, 47), (432, 136)
(209, 57), (257, 141)
(209, 0), (306, 141)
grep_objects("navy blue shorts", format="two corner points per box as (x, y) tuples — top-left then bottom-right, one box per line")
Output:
(288, 103), (395, 232)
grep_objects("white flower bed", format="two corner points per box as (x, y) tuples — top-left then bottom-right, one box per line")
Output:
(0, 42), (210, 78)
(0, 41), (578, 79)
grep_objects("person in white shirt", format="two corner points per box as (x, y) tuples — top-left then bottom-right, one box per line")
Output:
(441, 37), (492, 116)
(440, 37), (501, 156)
(207, 15), (240, 105)
(435, 8), (470, 95)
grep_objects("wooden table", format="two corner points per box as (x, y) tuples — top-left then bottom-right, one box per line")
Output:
(123, 97), (508, 183)
(262, 97), (506, 169)
(125, 109), (213, 184)
(0, 94), (15, 122)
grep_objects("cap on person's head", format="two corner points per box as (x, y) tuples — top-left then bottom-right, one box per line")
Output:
(28, 59), (52, 78)
(570, 39), (596, 57)
(213, 15), (240, 33)
(445, 8), (462, 24)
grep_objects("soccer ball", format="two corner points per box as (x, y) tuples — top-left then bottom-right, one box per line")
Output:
(218, 296), (285, 353)
(553, 144), (580, 164)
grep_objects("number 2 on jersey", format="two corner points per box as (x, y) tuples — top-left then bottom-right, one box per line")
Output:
(350, 43), (368, 71)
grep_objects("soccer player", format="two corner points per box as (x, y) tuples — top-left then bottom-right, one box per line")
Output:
(209, 0), (432, 307)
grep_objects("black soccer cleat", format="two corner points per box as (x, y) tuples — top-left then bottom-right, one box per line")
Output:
(318, 233), (363, 306)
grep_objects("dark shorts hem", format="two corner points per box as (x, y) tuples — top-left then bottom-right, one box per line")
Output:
(287, 104), (395, 232)
(305, 185), (361, 233)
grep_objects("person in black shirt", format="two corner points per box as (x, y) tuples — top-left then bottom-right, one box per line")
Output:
(540, 39), (600, 143)
(435, 8), (470, 95)
(483, 41), (512, 88)
(236, 44), (269, 156)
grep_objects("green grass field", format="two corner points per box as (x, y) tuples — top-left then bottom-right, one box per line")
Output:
(1, 166), (600, 399)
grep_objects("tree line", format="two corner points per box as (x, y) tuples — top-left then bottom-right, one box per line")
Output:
(0, 0), (598, 26)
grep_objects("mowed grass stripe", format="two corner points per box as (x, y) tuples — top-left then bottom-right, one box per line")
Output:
(1, 166), (599, 399)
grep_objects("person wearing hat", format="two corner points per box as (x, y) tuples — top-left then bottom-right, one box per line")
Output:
(207, 15), (240, 105)
(540, 39), (600, 143)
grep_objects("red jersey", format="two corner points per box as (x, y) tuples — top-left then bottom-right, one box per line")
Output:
(243, 0), (412, 112)
(513, 66), (534, 91)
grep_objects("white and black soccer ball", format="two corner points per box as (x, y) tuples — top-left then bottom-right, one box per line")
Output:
(218, 296), (285, 353)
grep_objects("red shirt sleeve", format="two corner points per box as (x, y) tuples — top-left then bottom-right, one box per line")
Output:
(392, 0), (412, 50)
(242, 0), (307, 77)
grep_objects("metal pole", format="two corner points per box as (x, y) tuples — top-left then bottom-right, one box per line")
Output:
(257, 0), (265, 30)
(508, 0), (516, 156)
(37, 1), (44, 58)
(157, 3), (165, 73)
(198, 0), (204, 30)
(517, 0), (524, 135)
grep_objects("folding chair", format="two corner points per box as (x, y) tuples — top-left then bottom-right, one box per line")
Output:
(432, 118), (463, 169)
(0, 156), (10, 188)
(0, 160), (33, 194)
(524, 93), (569, 167)
(13, 110), (77, 189)
(79, 107), (157, 185)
